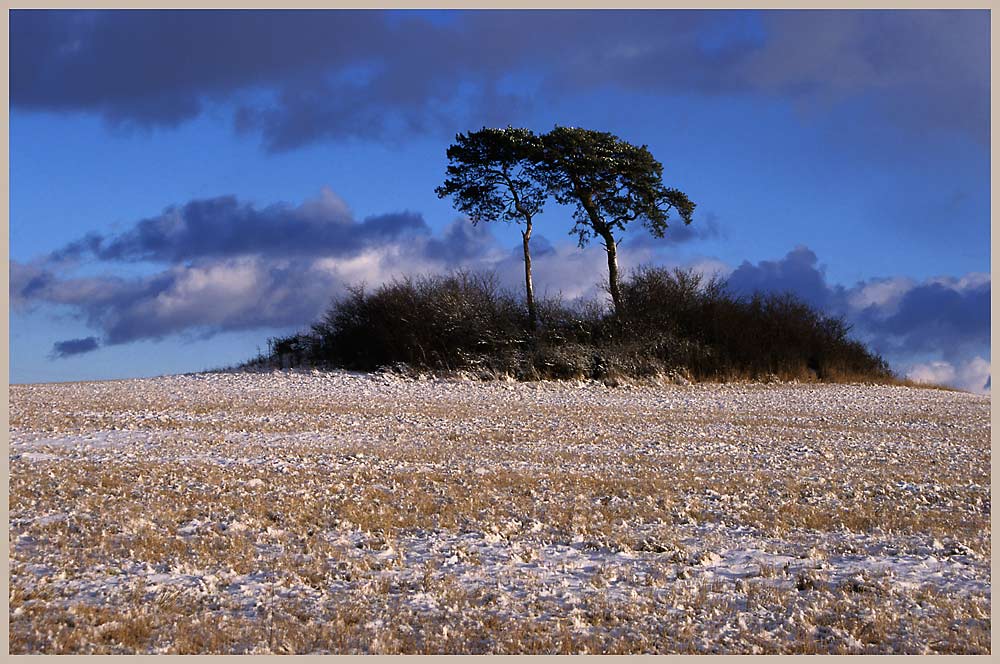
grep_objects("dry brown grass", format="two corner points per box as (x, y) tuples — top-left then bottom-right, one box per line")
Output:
(9, 374), (990, 654)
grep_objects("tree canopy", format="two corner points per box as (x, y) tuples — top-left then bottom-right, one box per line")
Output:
(436, 124), (696, 319)
(434, 126), (546, 228)
(538, 126), (696, 314)
(539, 126), (695, 246)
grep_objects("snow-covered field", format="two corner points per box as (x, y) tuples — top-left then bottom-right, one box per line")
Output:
(9, 370), (991, 654)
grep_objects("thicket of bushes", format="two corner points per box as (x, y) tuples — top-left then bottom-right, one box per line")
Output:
(244, 267), (894, 384)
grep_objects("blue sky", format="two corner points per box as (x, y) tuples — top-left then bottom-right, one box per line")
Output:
(9, 9), (991, 391)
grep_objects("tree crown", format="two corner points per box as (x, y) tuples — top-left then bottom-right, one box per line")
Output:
(434, 126), (547, 227)
(539, 126), (695, 246)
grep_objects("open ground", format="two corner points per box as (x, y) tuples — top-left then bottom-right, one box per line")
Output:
(8, 370), (990, 654)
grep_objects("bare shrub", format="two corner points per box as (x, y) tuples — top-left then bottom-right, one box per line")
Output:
(243, 267), (895, 385)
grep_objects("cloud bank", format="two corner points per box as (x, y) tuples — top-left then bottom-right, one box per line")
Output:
(51, 187), (427, 263)
(13, 188), (988, 392)
(12, 188), (709, 358)
(12, 10), (988, 151)
(723, 246), (990, 393)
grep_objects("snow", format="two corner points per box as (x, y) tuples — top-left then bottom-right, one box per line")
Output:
(8, 370), (991, 654)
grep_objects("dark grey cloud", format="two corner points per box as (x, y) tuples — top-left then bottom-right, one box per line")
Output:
(11, 10), (392, 127)
(623, 212), (723, 250)
(522, 234), (556, 258)
(856, 277), (991, 360)
(424, 218), (499, 264)
(10, 260), (55, 307)
(50, 336), (100, 359)
(725, 246), (839, 311)
(740, 11), (989, 142)
(48, 188), (429, 264)
(12, 10), (988, 150)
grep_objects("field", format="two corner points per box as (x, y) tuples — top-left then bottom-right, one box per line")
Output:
(8, 370), (991, 654)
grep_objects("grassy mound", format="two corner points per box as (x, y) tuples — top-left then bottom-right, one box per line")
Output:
(244, 268), (894, 384)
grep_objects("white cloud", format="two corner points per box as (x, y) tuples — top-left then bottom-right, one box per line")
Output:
(298, 186), (353, 223)
(929, 271), (991, 291)
(19, 184), (988, 386)
(906, 355), (990, 394)
(846, 276), (915, 314)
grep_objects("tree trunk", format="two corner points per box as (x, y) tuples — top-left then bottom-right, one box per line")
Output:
(522, 222), (537, 330)
(601, 230), (623, 316)
(575, 186), (622, 315)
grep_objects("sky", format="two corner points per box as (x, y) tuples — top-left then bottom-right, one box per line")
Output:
(9, 9), (991, 392)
